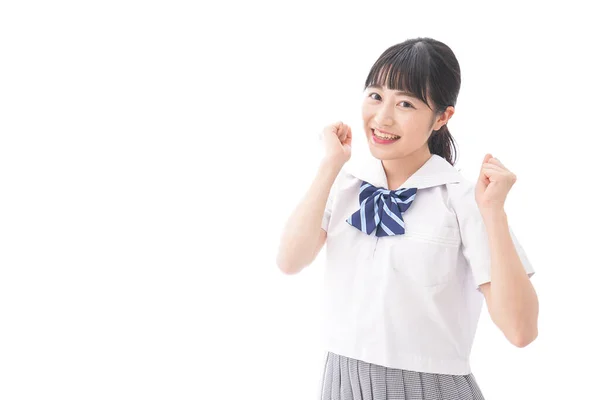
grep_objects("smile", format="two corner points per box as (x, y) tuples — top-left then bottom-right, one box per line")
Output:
(372, 129), (400, 143)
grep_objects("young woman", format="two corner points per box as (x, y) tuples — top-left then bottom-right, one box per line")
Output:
(277, 37), (538, 400)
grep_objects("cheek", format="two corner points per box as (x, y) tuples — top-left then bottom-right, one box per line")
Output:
(361, 107), (369, 121)
(403, 118), (427, 133)
(362, 113), (371, 130)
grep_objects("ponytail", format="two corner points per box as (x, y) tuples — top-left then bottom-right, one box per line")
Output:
(428, 124), (457, 166)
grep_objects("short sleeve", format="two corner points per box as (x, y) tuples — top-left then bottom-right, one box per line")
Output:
(321, 177), (338, 232)
(450, 182), (536, 290)
(321, 167), (346, 232)
(321, 192), (333, 232)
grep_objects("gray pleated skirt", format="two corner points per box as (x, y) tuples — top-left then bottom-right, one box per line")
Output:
(320, 352), (485, 400)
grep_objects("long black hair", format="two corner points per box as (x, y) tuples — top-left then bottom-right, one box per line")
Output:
(364, 38), (461, 165)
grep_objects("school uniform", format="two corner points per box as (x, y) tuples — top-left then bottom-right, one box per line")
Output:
(319, 153), (535, 400)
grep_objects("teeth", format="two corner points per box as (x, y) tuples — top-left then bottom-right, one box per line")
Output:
(374, 129), (399, 140)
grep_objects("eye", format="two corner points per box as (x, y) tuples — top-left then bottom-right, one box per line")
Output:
(368, 92), (382, 101)
(368, 93), (414, 108)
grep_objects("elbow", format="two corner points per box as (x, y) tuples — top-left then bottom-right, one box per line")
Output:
(276, 254), (304, 275)
(512, 337), (534, 348)
(277, 242), (318, 275)
(510, 328), (538, 348)
(278, 263), (302, 275)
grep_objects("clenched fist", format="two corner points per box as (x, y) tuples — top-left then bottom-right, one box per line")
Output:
(321, 121), (352, 166)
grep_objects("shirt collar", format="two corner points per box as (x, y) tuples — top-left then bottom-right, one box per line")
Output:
(345, 153), (463, 190)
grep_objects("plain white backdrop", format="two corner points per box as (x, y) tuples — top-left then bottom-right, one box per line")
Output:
(1, 1), (599, 399)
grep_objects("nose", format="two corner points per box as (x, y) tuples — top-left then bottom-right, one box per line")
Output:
(374, 103), (394, 127)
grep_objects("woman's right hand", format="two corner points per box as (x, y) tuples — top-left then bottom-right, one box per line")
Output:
(321, 121), (352, 166)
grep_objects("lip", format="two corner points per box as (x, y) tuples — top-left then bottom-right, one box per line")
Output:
(371, 129), (401, 144)
(373, 127), (398, 136)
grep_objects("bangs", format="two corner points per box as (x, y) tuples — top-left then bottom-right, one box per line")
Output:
(364, 47), (432, 109)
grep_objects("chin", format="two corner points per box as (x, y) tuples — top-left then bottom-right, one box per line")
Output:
(367, 146), (404, 161)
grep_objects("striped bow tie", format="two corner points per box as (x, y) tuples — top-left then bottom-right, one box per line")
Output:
(346, 181), (418, 237)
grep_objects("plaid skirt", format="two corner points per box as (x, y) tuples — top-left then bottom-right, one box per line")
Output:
(320, 352), (485, 400)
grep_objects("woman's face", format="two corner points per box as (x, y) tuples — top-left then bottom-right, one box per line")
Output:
(361, 84), (453, 160)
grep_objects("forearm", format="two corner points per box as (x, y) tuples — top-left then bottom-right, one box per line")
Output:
(483, 210), (539, 346)
(276, 158), (342, 273)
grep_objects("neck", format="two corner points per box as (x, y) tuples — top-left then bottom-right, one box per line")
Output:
(381, 149), (433, 190)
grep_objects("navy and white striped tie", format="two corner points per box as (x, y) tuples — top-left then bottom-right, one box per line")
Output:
(346, 181), (418, 237)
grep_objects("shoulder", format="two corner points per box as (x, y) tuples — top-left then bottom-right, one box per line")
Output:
(326, 163), (359, 204)
(447, 177), (475, 198)
(334, 162), (362, 188)
(446, 175), (478, 215)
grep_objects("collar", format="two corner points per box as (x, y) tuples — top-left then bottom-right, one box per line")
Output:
(345, 153), (463, 190)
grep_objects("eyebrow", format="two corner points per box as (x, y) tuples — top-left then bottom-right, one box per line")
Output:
(367, 84), (419, 99)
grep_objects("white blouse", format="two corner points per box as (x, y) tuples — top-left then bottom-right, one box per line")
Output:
(320, 153), (535, 375)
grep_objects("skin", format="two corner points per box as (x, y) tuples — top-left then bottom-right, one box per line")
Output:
(357, 83), (538, 347)
(476, 156), (539, 347)
(361, 84), (454, 190)
(281, 81), (539, 346)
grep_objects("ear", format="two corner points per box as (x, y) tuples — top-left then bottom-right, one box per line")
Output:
(433, 106), (455, 131)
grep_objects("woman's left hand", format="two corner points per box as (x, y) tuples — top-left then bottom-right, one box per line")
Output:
(475, 153), (517, 216)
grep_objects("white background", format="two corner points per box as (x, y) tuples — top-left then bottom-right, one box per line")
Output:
(1, 1), (599, 399)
